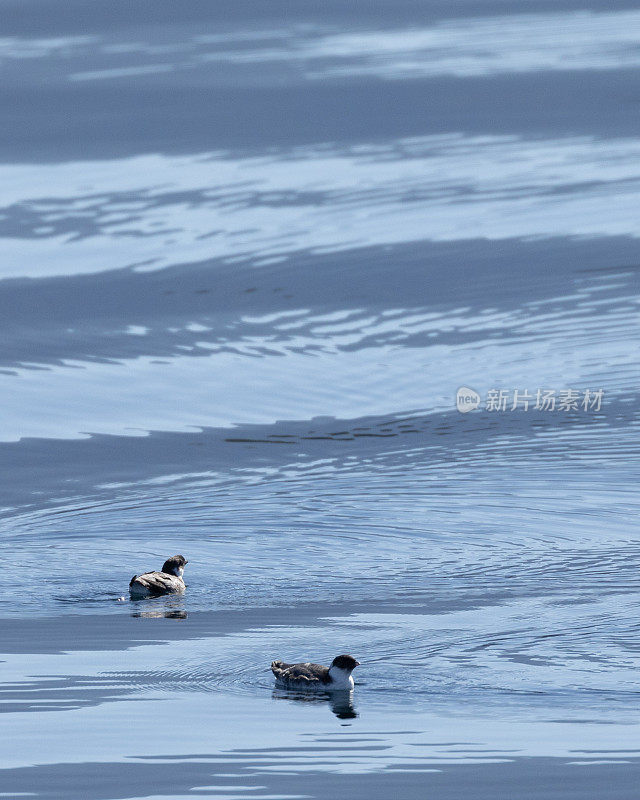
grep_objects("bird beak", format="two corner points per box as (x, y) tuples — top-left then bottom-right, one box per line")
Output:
(354, 661), (361, 667)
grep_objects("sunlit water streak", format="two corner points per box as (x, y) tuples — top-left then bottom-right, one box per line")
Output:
(4, 10), (640, 81)
(2, 134), (640, 279)
(0, 256), (637, 440)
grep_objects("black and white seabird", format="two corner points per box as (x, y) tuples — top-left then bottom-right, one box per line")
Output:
(129, 555), (188, 598)
(271, 654), (360, 691)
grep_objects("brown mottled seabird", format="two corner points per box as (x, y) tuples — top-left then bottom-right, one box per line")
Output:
(271, 654), (360, 691)
(129, 555), (188, 598)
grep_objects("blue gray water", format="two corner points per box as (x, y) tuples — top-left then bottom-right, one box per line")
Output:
(1, 1), (640, 798)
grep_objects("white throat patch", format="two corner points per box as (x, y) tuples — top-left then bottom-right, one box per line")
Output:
(328, 665), (355, 690)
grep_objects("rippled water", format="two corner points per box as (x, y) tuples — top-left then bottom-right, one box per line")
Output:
(1, 1), (640, 798)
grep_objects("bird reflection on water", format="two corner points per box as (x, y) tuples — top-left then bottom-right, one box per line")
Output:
(272, 688), (358, 720)
(129, 596), (188, 619)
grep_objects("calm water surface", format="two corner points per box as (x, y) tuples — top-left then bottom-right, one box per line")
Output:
(1, 1), (640, 798)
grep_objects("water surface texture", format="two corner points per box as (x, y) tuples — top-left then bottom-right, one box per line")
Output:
(1, 1), (640, 798)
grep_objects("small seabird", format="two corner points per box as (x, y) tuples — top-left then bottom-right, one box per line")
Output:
(271, 654), (360, 691)
(129, 555), (188, 598)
